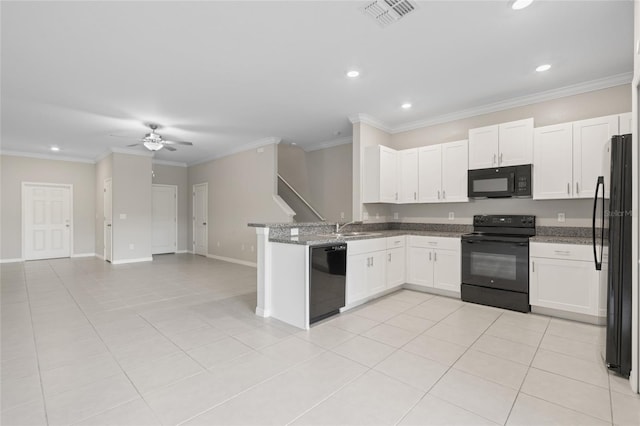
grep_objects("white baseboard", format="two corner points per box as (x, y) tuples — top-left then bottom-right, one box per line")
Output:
(176, 250), (189, 254)
(95, 254), (105, 260)
(0, 258), (24, 264)
(255, 307), (271, 317)
(111, 257), (153, 265)
(206, 254), (257, 268)
(71, 253), (96, 258)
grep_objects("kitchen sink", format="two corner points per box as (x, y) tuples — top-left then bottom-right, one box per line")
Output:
(317, 232), (382, 239)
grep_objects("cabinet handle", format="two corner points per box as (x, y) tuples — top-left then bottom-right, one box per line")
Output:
(493, 154), (496, 166)
(388, 253), (391, 262)
(434, 252), (437, 261)
(429, 252), (432, 261)
(395, 192), (398, 201)
(532, 261), (535, 273)
(437, 190), (441, 199)
(567, 183), (570, 195)
(442, 190), (446, 199)
(414, 192), (417, 200)
(371, 257), (374, 267)
(554, 250), (571, 255)
(576, 182), (579, 194)
(366, 257), (370, 267)
(499, 153), (503, 165)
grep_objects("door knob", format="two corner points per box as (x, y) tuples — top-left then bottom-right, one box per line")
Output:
(202, 223), (207, 225)
(65, 224), (70, 228)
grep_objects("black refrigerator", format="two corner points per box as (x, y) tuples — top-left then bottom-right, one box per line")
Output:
(592, 133), (632, 377)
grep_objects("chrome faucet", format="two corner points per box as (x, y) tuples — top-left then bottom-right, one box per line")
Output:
(335, 220), (363, 234)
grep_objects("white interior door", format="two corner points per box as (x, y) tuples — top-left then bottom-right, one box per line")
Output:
(23, 183), (72, 260)
(193, 183), (208, 256)
(104, 178), (112, 262)
(152, 185), (177, 255)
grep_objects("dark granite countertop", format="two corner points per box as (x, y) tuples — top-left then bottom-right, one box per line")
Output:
(530, 236), (592, 245)
(269, 230), (465, 246)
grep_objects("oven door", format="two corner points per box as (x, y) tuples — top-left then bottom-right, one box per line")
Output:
(468, 167), (515, 198)
(462, 236), (529, 293)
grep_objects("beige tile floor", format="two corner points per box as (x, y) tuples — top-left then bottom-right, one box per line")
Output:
(1, 254), (639, 425)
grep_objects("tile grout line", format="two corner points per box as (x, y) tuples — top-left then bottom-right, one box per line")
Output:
(21, 261), (51, 426)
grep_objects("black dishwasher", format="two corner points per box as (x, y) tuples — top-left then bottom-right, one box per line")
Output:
(309, 244), (347, 324)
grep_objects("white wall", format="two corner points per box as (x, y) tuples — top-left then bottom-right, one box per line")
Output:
(278, 142), (353, 223)
(0, 155), (96, 260)
(94, 154), (112, 256)
(188, 143), (290, 264)
(152, 163), (189, 252)
(111, 153), (152, 262)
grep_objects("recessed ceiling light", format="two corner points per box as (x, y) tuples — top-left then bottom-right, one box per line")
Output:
(401, 103), (412, 109)
(511, 0), (533, 10)
(536, 64), (551, 72)
(346, 70), (360, 78)
(50, 146), (60, 152)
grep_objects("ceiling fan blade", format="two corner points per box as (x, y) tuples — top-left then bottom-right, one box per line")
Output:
(126, 143), (142, 147)
(164, 145), (177, 152)
(163, 140), (193, 146)
(110, 134), (137, 139)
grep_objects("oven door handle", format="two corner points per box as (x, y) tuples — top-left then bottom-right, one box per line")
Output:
(462, 237), (529, 245)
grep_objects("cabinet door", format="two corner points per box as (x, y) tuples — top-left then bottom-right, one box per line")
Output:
(346, 253), (368, 305)
(533, 123), (574, 200)
(619, 112), (632, 134)
(433, 248), (461, 293)
(379, 147), (399, 203)
(498, 118), (533, 166)
(398, 149), (419, 203)
(417, 145), (442, 202)
(441, 140), (468, 202)
(573, 115), (618, 199)
(468, 125), (499, 170)
(367, 251), (387, 295)
(386, 247), (405, 288)
(530, 257), (599, 316)
(407, 247), (433, 287)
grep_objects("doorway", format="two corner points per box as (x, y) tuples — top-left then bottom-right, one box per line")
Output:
(152, 184), (177, 254)
(22, 183), (72, 260)
(193, 183), (208, 256)
(104, 178), (112, 262)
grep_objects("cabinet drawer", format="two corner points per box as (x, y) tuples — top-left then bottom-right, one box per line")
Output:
(530, 242), (592, 262)
(386, 236), (406, 249)
(408, 235), (460, 251)
(347, 238), (387, 256)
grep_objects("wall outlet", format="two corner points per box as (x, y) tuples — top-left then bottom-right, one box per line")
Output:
(119, 213), (127, 220)
(393, 212), (399, 220)
(557, 213), (566, 223)
(448, 212), (455, 220)
(290, 228), (299, 236)
(129, 243), (134, 250)
(363, 212), (369, 220)
(340, 212), (345, 219)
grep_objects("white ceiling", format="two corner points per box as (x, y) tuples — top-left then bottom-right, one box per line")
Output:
(1, 1), (633, 165)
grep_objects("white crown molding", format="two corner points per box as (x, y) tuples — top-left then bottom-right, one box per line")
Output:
(110, 147), (153, 157)
(304, 136), (352, 152)
(94, 150), (113, 163)
(392, 72), (633, 134)
(188, 136), (282, 166)
(152, 159), (188, 167)
(348, 113), (392, 133)
(0, 150), (95, 164)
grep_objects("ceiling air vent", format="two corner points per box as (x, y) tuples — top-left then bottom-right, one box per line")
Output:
(362, 0), (418, 28)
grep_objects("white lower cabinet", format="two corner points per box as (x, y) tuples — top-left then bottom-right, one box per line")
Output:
(386, 236), (406, 288)
(346, 239), (387, 305)
(406, 236), (461, 294)
(529, 242), (606, 318)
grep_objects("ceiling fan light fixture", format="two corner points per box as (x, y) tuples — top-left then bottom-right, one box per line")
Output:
(143, 141), (164, 151)
(511, 0), (533, 10)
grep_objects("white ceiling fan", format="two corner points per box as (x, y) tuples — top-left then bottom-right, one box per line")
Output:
(113, 124), (194, 152)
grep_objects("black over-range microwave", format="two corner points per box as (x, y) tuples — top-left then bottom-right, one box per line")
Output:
(467, 164), (532, 198)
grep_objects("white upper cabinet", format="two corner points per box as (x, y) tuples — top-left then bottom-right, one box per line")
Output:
(468, 125), (499, 169)
(469, 118), (533, 169)
(418, 140), (468, 203)
(363, 145), (398, 203)
(441, 140), (469, 202)
(417, 145), (442, 202)
(499, 118), (534, 166)
(619, 112), (632, 134)
(398, 148), (419, 203)
(573, 115), (618, 199)
(533, 123), (574, 200)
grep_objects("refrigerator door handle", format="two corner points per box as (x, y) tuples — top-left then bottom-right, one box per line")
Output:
(592, 176), (604, 271)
